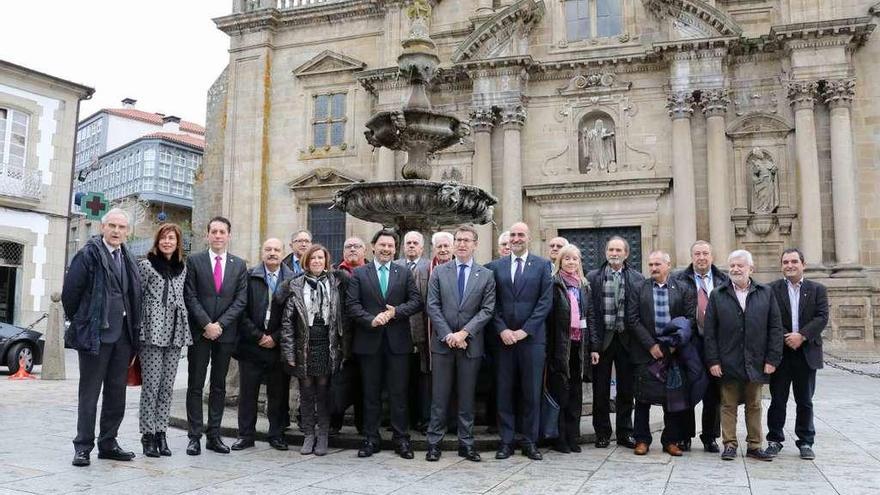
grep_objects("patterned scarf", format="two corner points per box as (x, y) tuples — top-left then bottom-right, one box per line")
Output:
(602, 266), (626, 333)
(560, 270), (583, 341)
(303, 271), (329, 326)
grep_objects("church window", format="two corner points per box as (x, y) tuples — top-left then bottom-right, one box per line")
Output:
(565, 0), (622, 42)
(313, 92), (347, 148)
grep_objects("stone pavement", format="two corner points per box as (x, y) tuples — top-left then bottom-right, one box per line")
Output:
(1, 350), (879, 495)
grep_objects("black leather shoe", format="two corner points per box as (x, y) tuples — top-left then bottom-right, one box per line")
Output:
(97, 445), (135, 461)
(156, 432), (172, 456)
(72, 451), (90, 467)
(569, 443), (582, 453)
(495, 443), (514, 459)
(765, 441), (783, 456)
(268, 438), (289, 451)
(617, 436), (637, 449)
(186, 439), (201, 456)
(595, 437), (610, 448)
(426, 444), (441, 461)
(142, 433), (160, 458)
(357, 440), (379, 458)
(746, 448), (774, 462)
(395, 440), (414, 459)
(703, 440), (720, 453)
(522, 444), (543, 460)
(231, 438), (255, 451)
(458, 446), (481, 462)
(206, 437), (230, 454)
(677, 439), (692, 452)
(552, 441), (571, 454)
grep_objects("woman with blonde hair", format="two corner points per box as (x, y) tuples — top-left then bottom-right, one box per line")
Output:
(138, 223), (192, 457)
(546, 244), (598, 453)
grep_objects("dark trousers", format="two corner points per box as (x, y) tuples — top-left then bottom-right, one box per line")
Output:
(74, 330), (132, 453)
(359, 335), (410, 443)
(331, 357), (363, 432)
(497, 342), (545, 446)
(481, 336), (500, 428)
(427, 350), (481, 447)
(237, 359), (285, 441)
(684, 335), (720, 443)
(634, 400), (685, 447)
(408, 351), (431, 429)
(186, 337), (234, 440)
(767, 347), (817, 447)
(549, 341), (584, 446)
(592, 334), (634, 441)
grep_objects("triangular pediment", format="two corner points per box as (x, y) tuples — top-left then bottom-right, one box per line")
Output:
(293, 50), (366, 78)
(287, 167), (364, 190)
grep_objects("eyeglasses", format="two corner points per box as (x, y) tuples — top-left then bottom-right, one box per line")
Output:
(344, 244), (364, 249)
(549, 243), (565, 248)
(454, 238), (475, 244)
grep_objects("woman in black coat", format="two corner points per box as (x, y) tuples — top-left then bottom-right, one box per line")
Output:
(546, 244), (599, 453)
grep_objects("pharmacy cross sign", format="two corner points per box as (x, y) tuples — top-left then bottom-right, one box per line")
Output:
(82, 192), (108, 220)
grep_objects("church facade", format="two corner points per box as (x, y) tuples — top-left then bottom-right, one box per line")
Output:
(200, 0), (880, 348)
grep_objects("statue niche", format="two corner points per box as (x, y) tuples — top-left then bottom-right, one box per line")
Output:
(748, 147), (779, 214)
(579, 113), (617, 174)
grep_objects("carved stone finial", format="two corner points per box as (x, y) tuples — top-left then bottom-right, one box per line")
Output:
(786, 80), (819, 111)
(700, 88), (730, 117)
(666, 91), (695, 119)
(823, 78), (855, 109)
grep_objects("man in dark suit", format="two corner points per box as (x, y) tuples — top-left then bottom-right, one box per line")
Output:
(487, 221), (553, 461)
(347, 229), (423, 459)
(627, 250), (696, 456)
(232, 238), (295, 452)
(766, 248), (828, 460)
(424, 225), (496, 462)
(588, 236), (644, 449)
(671, 240), (729, 453)
(184, 216), (248, 455)
(63, 208), (142, 467)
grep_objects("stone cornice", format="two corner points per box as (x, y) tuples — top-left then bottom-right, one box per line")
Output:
(214, 0), (384, 34)
(770, 17), (875, 48)
(455, 55), (535, 77)
(523, 177), (671, 203)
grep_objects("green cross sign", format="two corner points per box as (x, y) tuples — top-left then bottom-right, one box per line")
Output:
(82, 192), (109, 220)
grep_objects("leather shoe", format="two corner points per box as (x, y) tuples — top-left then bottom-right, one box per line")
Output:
(677, 439), (692, 452)
(765, 441), (783, 456)
(703, 440), (720, 453)
(156, 432), (172, 457)
(617, 436), (637, 449)
(458, 445), (481, 462)
(395, 440), (414, 459)
(798, 445), (815, 460)
(521, 444), (543, 460)
(746, 448), (774, 462)
(231, 438), (255, 451)
(268, 438), (289, 451)
(721, 445), (737, 460)
(664, 443), (683, 457)
(206, 437), (230, 454)
(97, 445), (135, 461)
(633, 442), (649, 455)
(72, 451), (90, 467)
(141, 433), (160, 458)
(569, 442), (582, 453)
(186, 439), (201, 456)
(357, 440), (379, 458)
(495, 443), (515, 459)
(595, 437), (610, 448)
(425, 444), (441, 461)
(552, 441), (571, 454)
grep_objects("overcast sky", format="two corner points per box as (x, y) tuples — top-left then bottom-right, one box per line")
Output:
(1, 1), (231, 125)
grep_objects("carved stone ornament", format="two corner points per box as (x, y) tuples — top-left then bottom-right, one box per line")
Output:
(667, 91), (695, 119)
(786, 81), (819, 111)
(500, 105), (527, 128)
(823, 78), (856, 109)
(748, 147), (779, 214)
(469, 107), (495, 132)
(579, 117), (617, 174)
(700, 88), (730, 117)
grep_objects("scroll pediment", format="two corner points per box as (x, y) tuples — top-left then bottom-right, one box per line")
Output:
(726, 113), (793, 138)
(293, 50), (366, 78)
(287, 167), (364, 190)
(452, 0), (544, 63)
(644, 0), (743, 39)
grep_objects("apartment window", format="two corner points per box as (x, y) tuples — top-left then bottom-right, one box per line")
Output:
(157, 179), (170, 193)
(159, 150), (172, 164)
(0, 107), (29, 168)
(171, 181), (184, 196)
(143, 178), (154, 191)
(565, 0), (622, 42)
(312, 92), (346, 148)
(158, 162), (172, 178)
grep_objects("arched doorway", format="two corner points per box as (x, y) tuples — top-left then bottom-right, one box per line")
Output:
(0, 241), (23, 324)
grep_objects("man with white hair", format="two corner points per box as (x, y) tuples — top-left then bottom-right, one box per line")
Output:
(496, 231), (511, 258)
(546, 237), (569, 266)
(704, 249), (783, 462)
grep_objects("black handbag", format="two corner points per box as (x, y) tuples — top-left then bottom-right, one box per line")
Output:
(539, 371), (560, 440)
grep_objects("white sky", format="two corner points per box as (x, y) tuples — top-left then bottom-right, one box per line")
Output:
(0, 0), (232, 126)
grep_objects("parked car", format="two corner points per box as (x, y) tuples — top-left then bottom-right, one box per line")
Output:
(0, 322), (44, 374)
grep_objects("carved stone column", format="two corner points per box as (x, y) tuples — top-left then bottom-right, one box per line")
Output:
(471, 107), (495, 263)
(667, 91), (698, 267)
(787, 81), (825, 268)
(500, 105), (526, 230)
(824, 78), (862, 274)
(701, 88), (732, 258)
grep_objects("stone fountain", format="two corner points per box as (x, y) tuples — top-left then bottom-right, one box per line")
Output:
(332, 0), (496, 235)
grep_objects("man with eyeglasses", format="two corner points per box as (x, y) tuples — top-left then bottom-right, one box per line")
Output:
(282, 230), (312, 275)
(337, 237), (368, 276)
(546, 236), (569, 273)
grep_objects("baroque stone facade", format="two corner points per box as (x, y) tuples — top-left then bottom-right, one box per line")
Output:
(202, 0), (880, 348)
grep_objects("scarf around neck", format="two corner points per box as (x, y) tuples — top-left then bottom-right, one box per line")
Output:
(303, 271), (329, 325)
(560, 270), (583, 341)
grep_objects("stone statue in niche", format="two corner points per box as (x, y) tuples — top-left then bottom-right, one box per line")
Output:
(579, 117), (617, 173)
(748, 147), (779, 214)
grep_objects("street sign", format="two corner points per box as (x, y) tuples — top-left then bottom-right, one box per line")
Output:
(81, 192), (109, 221)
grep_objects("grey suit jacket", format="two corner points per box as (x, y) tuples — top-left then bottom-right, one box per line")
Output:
(425, 259), (496, 358)
(396, 257), (430, 346)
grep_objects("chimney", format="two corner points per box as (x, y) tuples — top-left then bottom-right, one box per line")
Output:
(162, 115), (181, 133)
(121, 98), (137, 108)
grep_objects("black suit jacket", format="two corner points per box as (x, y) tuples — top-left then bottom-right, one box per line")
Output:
(346, 261), (423, 355)
(184, 250), (249, 344)
(626, 278), (696, 365)
(489, 253), (554, 345)
(769, 278), (828, 370)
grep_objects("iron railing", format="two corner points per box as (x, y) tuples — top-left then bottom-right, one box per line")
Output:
(0, 162), (42, 200)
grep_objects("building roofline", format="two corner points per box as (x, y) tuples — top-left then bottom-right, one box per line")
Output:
(98, 133), (204, 161)
(0, 58), (94, 99)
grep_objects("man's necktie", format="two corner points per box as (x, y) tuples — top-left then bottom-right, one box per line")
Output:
(408, 260), (416, 273)
(112, 249), (122, 275)
(268, 272), (277, 295)
(213, 255), (223, 294)
(697, 275), (709, 330)
(458, 263), (467, 301)
(379, 265), (389, 297)
(513, 257), (523, 286)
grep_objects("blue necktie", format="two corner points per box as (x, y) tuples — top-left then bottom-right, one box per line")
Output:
(268, 272), (277, 294)
(513, 257), (523, 287)
(457, 263), (467, 302)
(379, 265), (389, 297)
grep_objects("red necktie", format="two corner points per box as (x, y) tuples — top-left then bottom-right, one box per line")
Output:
(213, 255), (223, 294)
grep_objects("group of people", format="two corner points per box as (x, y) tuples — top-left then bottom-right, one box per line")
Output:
(62, 207), (827, 468)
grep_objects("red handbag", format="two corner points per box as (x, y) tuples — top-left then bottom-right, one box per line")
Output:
(127, 356), (142, 386)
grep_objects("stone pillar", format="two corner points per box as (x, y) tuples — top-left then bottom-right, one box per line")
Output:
(701, 88), (732, 257)
(377, 147), (396, 181)
(500, 105), (526, 230)
(471, 107), (495, 263)
(787, 81), (824, 268)
(41, 292), (66, 380)
(667, 91), (698, 266)
(823, 78), (862, 274)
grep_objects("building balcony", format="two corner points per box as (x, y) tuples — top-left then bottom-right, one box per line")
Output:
(0, 162), (43, 201)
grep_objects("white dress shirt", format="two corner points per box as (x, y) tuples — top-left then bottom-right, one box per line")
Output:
(786, 278), (803, 333)
(509, 251), (529, 282)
